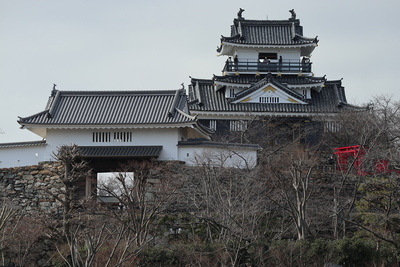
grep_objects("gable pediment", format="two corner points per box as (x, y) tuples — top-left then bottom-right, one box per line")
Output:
(231, 83), (307, 104)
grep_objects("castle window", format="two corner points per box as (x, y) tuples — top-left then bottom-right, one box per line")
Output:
(229, 88), (235, 98)
(260, 97), (279, 103)
(230, 120), (247, 132)
(302, 89), (308, 98)
(209, 120), (217, 131)
(93, 131), (132, 143)
(113, 132), (132, 142)
(93, 132), (111, 142)
(324, 121), (341, 133)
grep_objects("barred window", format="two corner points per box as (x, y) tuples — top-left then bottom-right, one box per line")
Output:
(260, 96), (279, 103)
(209, 120), (217, 131)
(93, 132), (132, 143)
(324, 121), (341, 133)
(113, 132), (132, 142)
(229, 89), (235, 98)
(230, 120), (247, 132)
(93, 132), (111, 142)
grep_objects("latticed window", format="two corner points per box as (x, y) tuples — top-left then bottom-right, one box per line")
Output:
(259, 96), (279, 103)
(113, 132), (132, 142)
(324, 121), (341, 133)
(229, 89), (235, 98)
(93, 131), (133, 142)
(93, 132), (111, 142)
(302, 89), (308, 98)
(230, 120), (247, 132)
(209, 120), (217, 131)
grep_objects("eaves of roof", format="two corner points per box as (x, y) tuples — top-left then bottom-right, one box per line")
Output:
(78, 146), (163, 158)
(213, 74), (326, 86)
(20, 122), (204, 129)
(0, 140), (46, 148)
(191, 121), (214, 138)
(188, 78), (357, 114)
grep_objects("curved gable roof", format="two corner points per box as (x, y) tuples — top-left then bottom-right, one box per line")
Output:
(220, 18), (318, 47)
(229, 76), (305, 103)
(19, 89), (197, 126)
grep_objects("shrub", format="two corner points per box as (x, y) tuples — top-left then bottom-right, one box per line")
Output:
(331, 237), (375, 266)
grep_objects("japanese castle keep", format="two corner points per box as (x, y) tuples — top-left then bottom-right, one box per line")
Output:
(188, 9), (360, 143)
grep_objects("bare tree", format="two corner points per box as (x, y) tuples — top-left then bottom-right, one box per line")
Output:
(50, 146), (181, 266)
(183, 154), (270, 266)
(53, 145), (91, 229)
(319, 96), (400, 239)
(0, 202), (18, 265)
(52, 145), (98, 267)
(212, 115), (312, 152)
(97, 160), (179, 265)
(262, 145), (320, 240)
(5, 216), (49, 266)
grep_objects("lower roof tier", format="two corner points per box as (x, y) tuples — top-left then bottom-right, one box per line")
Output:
(188, 75), (364, 115)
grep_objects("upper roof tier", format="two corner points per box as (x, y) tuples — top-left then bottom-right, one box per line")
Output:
(217, 9), (318, 56)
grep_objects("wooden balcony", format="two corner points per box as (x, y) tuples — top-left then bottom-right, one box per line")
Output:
(223, 60), (312, 74)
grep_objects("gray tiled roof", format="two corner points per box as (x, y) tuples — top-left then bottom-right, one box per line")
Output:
(188, 77), (359, 114)
(19, 89), (196, 126)
(0, 140), (46, 148)
(220, 18), (318, 46)
(78, 146), (162, 158)
(214, 74), (326, 86)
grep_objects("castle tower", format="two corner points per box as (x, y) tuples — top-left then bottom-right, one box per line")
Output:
(188, 9), (362, 144)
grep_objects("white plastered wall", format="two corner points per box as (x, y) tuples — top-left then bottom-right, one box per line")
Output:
(0, 146), (46, 168)
(237, 49), (258, 62)
(44, 128), (182, 161)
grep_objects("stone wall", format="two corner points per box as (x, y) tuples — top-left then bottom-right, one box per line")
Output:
(0, 160), (192, 214)
(0, 162), (64, 213)
(0, 159), (232, 216)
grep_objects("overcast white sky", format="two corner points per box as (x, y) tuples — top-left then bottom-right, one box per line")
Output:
(1, 0), (399, 143)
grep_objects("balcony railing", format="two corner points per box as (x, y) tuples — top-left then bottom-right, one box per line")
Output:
(223, 59), (312, 73)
